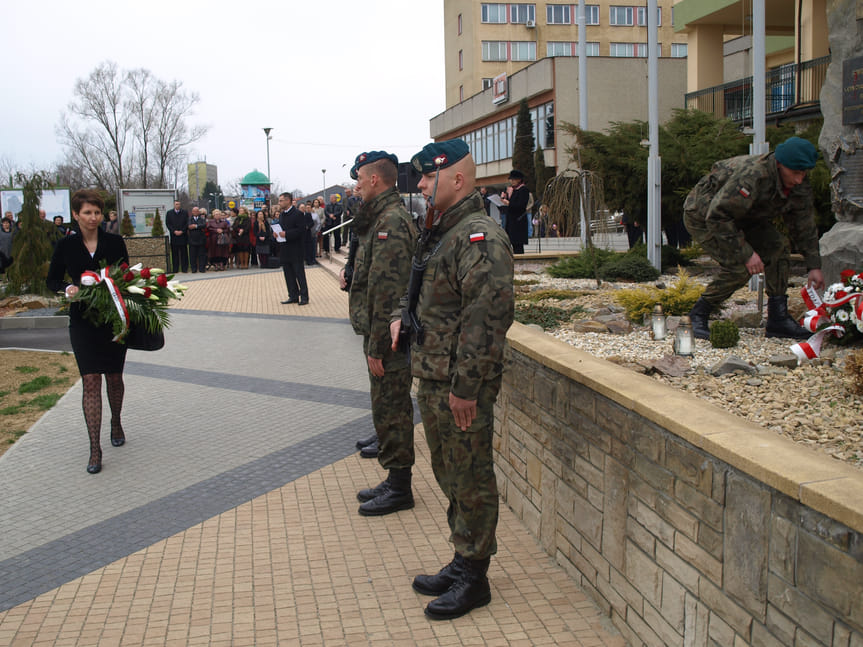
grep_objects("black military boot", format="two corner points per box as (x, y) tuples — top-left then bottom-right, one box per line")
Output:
(424, 556), (491, 620)
(359, 439), (379, 458)
(766, 295), (810, 339)
(356, 478), (388, 503)
(357, 468), (414, 516)
(412, 553), (464, 596)
(688, 297), (712, 339)
(355, 433), (377, 450)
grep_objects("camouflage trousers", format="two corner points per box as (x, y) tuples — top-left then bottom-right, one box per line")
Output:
(417, 375), (501, 560)
(684, 211), (790, 309)
(363, 336), (415, 471)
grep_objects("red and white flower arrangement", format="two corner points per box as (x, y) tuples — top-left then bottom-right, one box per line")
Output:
(70, 261), (187, 342)
(792, 269), (863, 361)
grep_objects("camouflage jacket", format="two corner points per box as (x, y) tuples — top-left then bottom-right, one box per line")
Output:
(407, 190), (515, 399)
(683, 152), (821, 269)
(348, 187), (416, 358)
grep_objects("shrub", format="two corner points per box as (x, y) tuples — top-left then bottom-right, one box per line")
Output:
(520, 289), (587, 302)
(615, 268), (704, 322)
(599, 254), (660, 282)
(626, 242), (691, 270)
(514, 303), (582, 329)
(709, 319), (740, 348)
(547, 247), (617, 279)
(121, 211), (134, 237)
(151, 209), (165, 237)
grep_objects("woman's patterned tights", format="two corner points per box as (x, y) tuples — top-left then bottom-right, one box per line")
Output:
(81, 373), (124, 464)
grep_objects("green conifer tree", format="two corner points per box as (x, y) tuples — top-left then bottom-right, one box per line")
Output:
(534, 144), (549, 204)
(151, 208), (165, 237)
(6, 172), (54, 295)
(512, 98), (537, 196)
(121, 210), (134, 237)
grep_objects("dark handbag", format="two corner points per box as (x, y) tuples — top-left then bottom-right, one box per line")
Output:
(126, 324), (165, 351)
(217, 231), (231, 245)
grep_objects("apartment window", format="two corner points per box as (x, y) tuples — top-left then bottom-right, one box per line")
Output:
(671, 43), (688, 58)
(609, 6), (634, 26)
(459, 49), (463, 70)
(458, 13), (462, 34)
(482, 41), (507, 61)
(609, 42), (635, 57)
(460, 85), (464, 102)
(510, 4), (535, 24)
(547, 4), (570, 24)
(585, 5), (600, 24)
(511, 41), (537, 61)
(481, 3), (507, 23)
(637, 6), (661, 26)
(585, 41), (600, 56)
(482, 78), (493, 90)
(547, 41), (574, 56)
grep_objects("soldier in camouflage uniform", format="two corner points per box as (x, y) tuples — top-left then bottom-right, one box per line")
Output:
(684, 136), (825, 339)
(390, 139), (514, 620)
(340, 151), (417, 516)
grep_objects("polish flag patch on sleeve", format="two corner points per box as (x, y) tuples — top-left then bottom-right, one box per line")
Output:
(469, 232), (486, 243)
(377, 231), (388, 240)
(738, 187), (751, 198)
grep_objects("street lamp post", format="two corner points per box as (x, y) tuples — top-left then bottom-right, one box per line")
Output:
(322, 169), (326, 202)
(263, 128), (273, 184)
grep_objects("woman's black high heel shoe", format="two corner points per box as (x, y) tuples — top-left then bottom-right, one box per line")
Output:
(87, 449), (102, 474)
(110, 423), (125, 447)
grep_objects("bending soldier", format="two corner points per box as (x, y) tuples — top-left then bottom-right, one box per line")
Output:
(685, 136), (825, 339)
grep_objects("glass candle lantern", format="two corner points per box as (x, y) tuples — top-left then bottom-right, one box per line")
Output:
(650, 304), (666, 340)
(674, 315), (694, 356)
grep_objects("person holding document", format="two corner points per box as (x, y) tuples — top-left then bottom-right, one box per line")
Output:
(274, 192), (309, 305)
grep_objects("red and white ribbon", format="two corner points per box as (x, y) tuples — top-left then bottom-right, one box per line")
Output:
(80, 266), (130, 341)
(792, 284), (863, 360)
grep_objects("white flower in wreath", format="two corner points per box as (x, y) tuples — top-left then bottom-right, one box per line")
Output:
(852, 308), (863, 333)
(836, 309), (850, 322)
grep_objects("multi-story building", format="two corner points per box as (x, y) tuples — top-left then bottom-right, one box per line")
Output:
(445, 1), (689, 107)
(187, 161), (218, 202)
(674, 0), (829, 126)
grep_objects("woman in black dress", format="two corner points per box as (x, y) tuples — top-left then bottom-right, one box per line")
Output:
(47, 189), (130, 474)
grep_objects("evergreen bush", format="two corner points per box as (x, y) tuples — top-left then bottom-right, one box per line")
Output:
(547, 247), (617, 278)
(5, 172), (54, 296)
(151, 209), (165, 237)
(615, 268), (704, 322)
(121, 210), (134, 237)
(709, 319), (740, 348)
(599, 254), (660, 282)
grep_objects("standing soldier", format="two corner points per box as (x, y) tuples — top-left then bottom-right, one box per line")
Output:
(390, 140), (514, 620)
(341, 151), (417, 516)
(685, 136), (825, 339)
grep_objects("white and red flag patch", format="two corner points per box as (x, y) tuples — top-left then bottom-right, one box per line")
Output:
(469, 232), (486, 243)
(377, 232), (388, 240)
(738, 187), (751, 198)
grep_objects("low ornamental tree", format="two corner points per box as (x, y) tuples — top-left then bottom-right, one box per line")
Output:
(151, 208), (165, 237)
(6, 172), (55, 296)
(121, 210), (134, 237)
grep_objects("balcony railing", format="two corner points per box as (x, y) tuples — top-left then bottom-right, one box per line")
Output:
(684, 55), (830, 122)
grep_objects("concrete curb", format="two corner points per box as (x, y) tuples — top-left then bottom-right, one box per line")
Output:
(0, 315), (68, 330)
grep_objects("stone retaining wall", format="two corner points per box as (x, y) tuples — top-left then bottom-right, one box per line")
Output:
(495, 323), (863, 646)
(124, 236), (169, 270)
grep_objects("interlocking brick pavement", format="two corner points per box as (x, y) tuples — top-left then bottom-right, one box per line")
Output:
(0, 263), (625, 646)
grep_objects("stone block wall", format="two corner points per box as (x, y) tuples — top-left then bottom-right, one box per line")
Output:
(495, 324), (863, 646)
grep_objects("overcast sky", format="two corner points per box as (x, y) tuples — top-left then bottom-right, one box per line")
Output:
(2, 0), (445, 195)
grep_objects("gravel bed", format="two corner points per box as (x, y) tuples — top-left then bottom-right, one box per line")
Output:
(515, 268), (863, 469)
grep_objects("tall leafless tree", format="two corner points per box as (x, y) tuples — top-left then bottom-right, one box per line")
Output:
(56, 61), (207, 192)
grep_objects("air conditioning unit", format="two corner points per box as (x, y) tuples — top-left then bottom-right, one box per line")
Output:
(525, 19), (536, 28)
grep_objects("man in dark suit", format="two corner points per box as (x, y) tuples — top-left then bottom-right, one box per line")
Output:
(165, 200), (189, 272)
(274, 192), (309, 305)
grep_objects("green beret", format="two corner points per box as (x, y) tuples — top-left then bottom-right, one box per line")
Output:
(411, 139), (470, 174)
(350, 151), (398, 180)
(774, 137), (818, 170)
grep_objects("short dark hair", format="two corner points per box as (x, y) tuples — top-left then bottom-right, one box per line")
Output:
(279, 192), (293, 200)
(368, 158), (398, 185)
(71, 189), (104, 214)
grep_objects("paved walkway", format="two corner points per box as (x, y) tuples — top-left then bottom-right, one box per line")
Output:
(0, 257), (625, 646)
